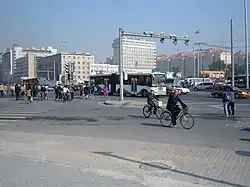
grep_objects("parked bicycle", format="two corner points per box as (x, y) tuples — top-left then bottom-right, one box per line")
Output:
(159, 105), (195, 129)
(142, 100), (164, 119)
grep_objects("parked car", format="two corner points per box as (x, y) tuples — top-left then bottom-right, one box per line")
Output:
(193, 82), (214, 91)
(172, 85), (190, 95)
(211, 85), (249, 99)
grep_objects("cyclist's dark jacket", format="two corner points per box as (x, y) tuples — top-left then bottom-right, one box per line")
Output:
(147, 92), (158, 102)
(166, 94), (186, 110)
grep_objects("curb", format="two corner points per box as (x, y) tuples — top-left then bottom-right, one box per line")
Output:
(103, 100), (130, 106)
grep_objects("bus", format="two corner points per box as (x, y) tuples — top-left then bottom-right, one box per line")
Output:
(89, 72), (167, 97)
(227, 75), (250, 88)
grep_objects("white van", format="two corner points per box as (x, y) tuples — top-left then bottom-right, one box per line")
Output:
(193, 82), (214, 91)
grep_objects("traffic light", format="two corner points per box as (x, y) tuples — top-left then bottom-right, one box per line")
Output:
(64, 62), (69, 74)
(184, 35), (190, 46)
(159, 32), (165, 43)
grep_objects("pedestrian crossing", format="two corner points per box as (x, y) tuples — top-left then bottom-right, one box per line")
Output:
(0, 101), (62, 123)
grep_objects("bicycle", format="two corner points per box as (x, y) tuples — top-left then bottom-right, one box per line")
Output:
(159, 105), (195, 129)
(142, 101), (164, 119)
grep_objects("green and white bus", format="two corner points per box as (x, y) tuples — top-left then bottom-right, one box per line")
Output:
(89, 72), (167, 97)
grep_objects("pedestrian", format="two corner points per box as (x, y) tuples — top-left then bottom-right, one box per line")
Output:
(83, 84), (89, 99)
(26, 85), (32, 104)
(103, 86), (108, 98)
(228, 88), (235, 116)
(222, 88), (231, 118)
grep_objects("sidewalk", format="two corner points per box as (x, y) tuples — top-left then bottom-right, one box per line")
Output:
(0, 131), (249, 187)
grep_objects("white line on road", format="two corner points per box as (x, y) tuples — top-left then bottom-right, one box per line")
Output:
(0, 113), (35, 116)
(0, 116), (26, 119)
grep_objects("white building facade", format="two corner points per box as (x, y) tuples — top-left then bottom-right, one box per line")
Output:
(1, 45), (57, 82)
(14, 53), (37, 80)
(112, 37), (156, 73)
(37, 52), (94, 82)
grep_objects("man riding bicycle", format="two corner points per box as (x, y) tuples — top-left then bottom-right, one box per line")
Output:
(147, 90), (159, 115)
(166, 89), (187, 126)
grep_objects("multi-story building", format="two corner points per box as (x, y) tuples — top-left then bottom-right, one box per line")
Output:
(37, 52), (94, 82)
(156, 49), (231, 78)
(1, 51), (12, 83)
(105, 57), (114, 64)
(112, 37), (156, 73)
(13, 53), (37, 80)
(1, 45), (57, 82)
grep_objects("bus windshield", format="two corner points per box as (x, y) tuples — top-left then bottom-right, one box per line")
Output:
(152, 74), (167, 86)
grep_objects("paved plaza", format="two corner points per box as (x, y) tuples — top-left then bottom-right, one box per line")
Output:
(0, 92), (249, 186)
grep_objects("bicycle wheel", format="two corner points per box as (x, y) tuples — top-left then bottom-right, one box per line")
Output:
(156, 107), (164, 119)
(143, 105), (152, 118)
(160, 111), (172, 127)
(180, 113), (195, 129)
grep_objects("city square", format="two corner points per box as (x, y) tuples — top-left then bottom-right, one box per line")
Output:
(0, 91), (249, 186)
(1, 0), (250, 186)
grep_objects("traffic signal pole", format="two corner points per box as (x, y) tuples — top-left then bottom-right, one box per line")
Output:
(118, 28), (190, 101)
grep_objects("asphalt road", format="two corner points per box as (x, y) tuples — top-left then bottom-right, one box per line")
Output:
(0, 91), (249, 186)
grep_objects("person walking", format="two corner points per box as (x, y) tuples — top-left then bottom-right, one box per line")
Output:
(222, 88), (231, 118)
(26, 85), (32, 104)
(103, 86), (108, 98)
(228, 88), (235, 116)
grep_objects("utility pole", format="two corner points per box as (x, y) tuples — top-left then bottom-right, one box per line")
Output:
(230, 19), (235, 87)
(244, 0), (249, 88)
(193, 44), (196, 78)
(118, 29), (190, 101)
(118, 28), (124, 101)
(53, 60), (56, 81)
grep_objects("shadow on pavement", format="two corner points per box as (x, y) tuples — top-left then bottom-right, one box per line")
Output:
(235, 151), (250, 157)
(127, 114), (145, 119)
(91, 151), (247, 187)
(26, 116), (98, 122)
(195, 113), (229, 120)
(140, 122), (162, 128)
(240, 128), (250, 132)
(239, 138), (250, 142)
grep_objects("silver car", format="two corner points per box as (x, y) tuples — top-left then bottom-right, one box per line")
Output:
(193, 82), (214, 91)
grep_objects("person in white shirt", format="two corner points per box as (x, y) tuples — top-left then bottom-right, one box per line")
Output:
(62, 86), (70, 101)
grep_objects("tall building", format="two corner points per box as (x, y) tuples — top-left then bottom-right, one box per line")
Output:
(112, 37), (156, 73)
(1, 45), (57, 82)
(37, 52), (94, 82)
(13, 53), (37, 80)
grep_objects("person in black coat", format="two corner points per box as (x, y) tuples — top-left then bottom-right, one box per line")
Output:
(166, 89), (187, 126)
(147, 90), (159, 114)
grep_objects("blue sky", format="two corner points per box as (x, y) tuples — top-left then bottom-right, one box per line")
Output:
(1, 0), (250, 62)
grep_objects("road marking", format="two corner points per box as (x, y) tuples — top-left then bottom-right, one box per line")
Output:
(209, 105), (223, 110)
(0, 116), (26, 119)
(0, 119), (18, 122)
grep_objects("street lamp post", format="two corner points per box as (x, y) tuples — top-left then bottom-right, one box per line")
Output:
(118, 28), (190, 101)
(244, 0), (249, 88)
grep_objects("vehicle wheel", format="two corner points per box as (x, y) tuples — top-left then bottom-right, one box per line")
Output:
(180, 113), (195, 130)
(160, 111), (172, 127)
(141, 89), (149, 97)
(156, 107), (164, 119)
(235, 93), (240, 99)
(193, 87), (198, 91)
(143, 105), (152, 118)
(97, 88), (102, 95)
